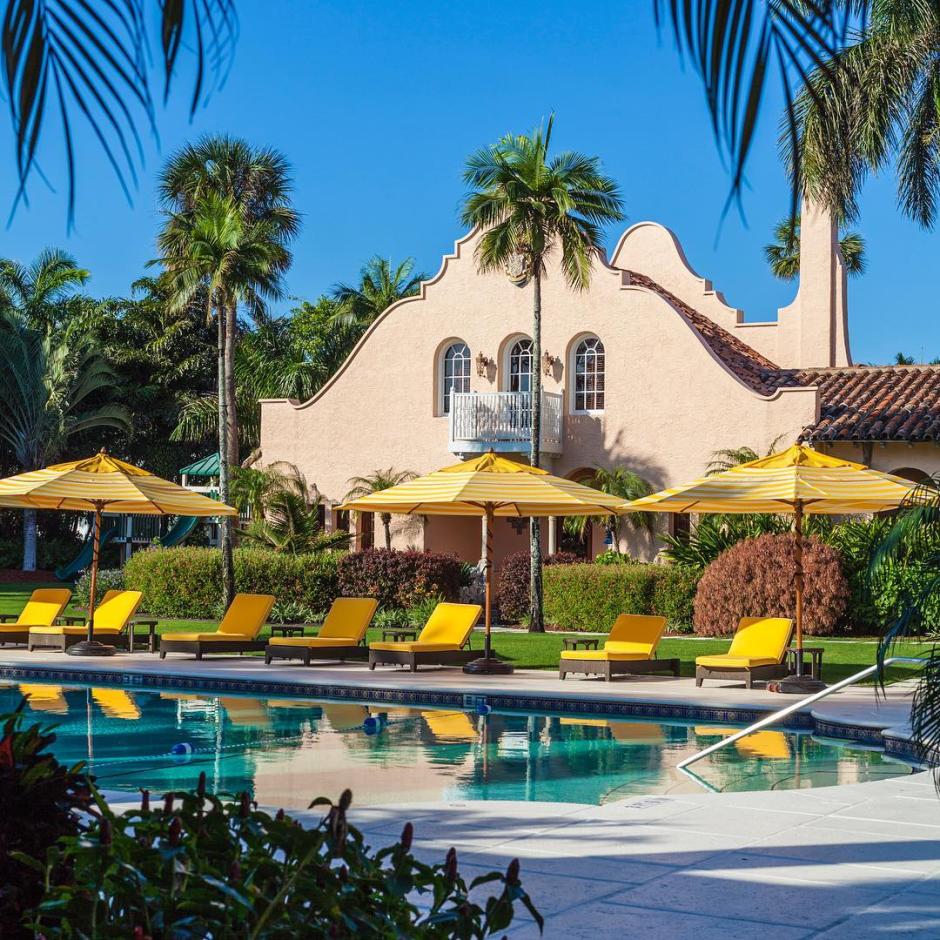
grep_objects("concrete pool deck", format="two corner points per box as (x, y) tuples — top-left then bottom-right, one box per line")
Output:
(7, 648), (938, 937)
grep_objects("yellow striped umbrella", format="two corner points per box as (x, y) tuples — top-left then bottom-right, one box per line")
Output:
(622, 444), (915, 684)
(0, 450), (237, 655)
(340, 451), (625, 672)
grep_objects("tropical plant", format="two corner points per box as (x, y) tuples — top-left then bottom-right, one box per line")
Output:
(764, 216), (866, 280)
(290, 296), (365, 385)
(563, 467), (657, 549)
(0, 249), (91, 329)
(329, 257), (427, 329)
(706, 436), (787, 475)
(790, 3), (940, 228)
(0, 307), (130, 569)
(159, 136), (299, 464)
(461, 116), (625, 632)
(345, 468), (418, 549)
(895, 353), (916, 366)
(238, 465), (349, 555)
(878, 476), (940, 766)
(1, 2), (236, 224)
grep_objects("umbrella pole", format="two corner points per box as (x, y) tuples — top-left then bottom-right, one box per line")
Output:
(67, 501), (117, 657)
(464, 505), (513, 675)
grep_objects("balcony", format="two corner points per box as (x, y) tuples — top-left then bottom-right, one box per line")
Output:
(448, 391), (563, 455)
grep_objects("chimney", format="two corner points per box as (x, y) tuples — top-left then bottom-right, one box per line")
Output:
(776, 197), (852, 368)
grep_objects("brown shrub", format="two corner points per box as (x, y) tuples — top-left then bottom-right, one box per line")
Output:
(693, 533), (848, 637)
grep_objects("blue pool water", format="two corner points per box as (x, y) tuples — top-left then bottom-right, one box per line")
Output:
(3, 681), (914, 807)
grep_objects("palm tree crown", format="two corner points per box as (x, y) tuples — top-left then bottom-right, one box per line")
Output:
(329, 257), (427, 329)
(764, 216), (866, 281)
(345, 468), (418, 550)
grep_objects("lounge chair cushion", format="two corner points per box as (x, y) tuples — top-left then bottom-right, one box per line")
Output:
(369, 641), (463, 653)
(695, 655), (781, 669)
(728, 616), (792, 660)
(415, 602), (482, 646)
(318, 597), (378, 641)
(30, 625), (123, 636)
(605, 614), (666, 656)
(15, 588), (72, 627)
(268, 636), (363, 649)
(216, 594), (276, 639)
(560, 649), (652, 662)
(89, 590), (143, 631)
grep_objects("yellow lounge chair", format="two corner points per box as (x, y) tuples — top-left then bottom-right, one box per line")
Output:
(695, 617), (793, 688)
(368, 602), (481, 672)
(264, 597), (378, 666)
(159, 593), (275, 660)
(0, 588), (72, 645)
(558, 614), (678, 681)
(28, 590), (143, 651)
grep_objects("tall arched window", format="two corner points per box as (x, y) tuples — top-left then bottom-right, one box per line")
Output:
(441, 342), (471, 414)
(508, 338), (533, 393)
(574, 337), (605, 412)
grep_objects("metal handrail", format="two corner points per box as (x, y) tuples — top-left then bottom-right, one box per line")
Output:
(677, 656), (926, 788)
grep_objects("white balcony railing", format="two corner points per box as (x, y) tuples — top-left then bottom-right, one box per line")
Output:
(448, 391), (563, 455)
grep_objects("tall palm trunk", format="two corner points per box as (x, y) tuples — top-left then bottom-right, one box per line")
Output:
(224, 299), (239, 466)
(382, 513), (392, 550)
(22, 507), (37, 571)
(528, 267), (544, 633)
(216, 299), (235, 607)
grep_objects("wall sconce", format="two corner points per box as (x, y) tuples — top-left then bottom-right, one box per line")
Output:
(476, 352), (493, 377)
(542, 351), (559, 376)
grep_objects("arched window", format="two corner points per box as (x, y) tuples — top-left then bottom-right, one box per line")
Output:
(508, 338), (533, 393)
(573, 337), (605, 412)
(441, 342), (471, 414)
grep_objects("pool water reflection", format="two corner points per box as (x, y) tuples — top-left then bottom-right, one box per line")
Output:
(3, 681), (914, 807)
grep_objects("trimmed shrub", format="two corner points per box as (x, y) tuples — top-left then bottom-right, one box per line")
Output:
(496, 551), (582, 623)
(123, 547), (342, 618)
(337, 549), (463, 609)
(74, 568), (124, 607)
(652, 565), (699, 633)
(693, 533), (848, 637)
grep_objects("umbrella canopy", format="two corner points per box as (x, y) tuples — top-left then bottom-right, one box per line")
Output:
(622, 444), (914, 515)
(338, 451), (627, 518)
(0, 451), (237, 516)
(340, 451), (624, 672)
(0, 450), (236, 653)
(621, 444), (915, 683)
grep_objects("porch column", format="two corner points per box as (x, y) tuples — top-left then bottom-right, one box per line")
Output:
(480, 516), (488, 567)
(547, 516), (557, 555)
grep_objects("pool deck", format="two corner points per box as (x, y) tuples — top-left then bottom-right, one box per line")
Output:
(8, 648), (939, 937)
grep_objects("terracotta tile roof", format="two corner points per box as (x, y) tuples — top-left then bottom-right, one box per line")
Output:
(790, 365), (940, 443)
(624, 270), (782, 394)
(624, 271), (940, 442)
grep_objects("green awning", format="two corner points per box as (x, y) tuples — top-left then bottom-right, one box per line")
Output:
(178, 453), (220, 478)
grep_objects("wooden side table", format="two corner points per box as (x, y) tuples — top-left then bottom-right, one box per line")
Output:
(269, 624), (307, 639)
(786, 646), (824, 680)
(382, 628), (418, 642)
(562, 637), (600, 651)
(133, 619), (159, 653)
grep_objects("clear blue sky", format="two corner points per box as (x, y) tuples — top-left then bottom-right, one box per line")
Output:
(0, 0), (935, 365)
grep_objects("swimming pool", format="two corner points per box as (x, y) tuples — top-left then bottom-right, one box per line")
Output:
(4, 680), (914, 807)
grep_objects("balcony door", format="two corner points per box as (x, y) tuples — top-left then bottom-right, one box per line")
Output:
(507, 338), (533, 435)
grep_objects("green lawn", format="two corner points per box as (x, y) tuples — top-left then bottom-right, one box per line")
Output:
(0, 581), (929, 683)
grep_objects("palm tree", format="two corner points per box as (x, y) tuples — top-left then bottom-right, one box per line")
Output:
(2, 2), (237, 225)
(461, 117), (625, 632)
(329, 257), (427, 329)
(158, 191), (286, 606)
(764, 217), (866, 281)
(344, 469), (418, 549)
(0, 309), (130, 569)
(895, 353), (917, 366)
(0, 249), (91, 330)
(563, 468), (657, 551)
(159, 136), (299, 463)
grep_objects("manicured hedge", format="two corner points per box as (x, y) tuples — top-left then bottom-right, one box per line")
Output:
(496, 551), (582, 623)
(123, 547), (342, 618)
(337, 549), (463, 609)
(543, 563), (698, 632)
(693, 533), (847, 636)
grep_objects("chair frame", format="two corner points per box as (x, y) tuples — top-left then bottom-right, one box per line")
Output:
(369, 637), (476, 673)
(695, 661), (789, 689)
(159, 638), (267, 660)
(265, 640), (368, 666)
(559, 656), (680, 682)
(29, 629), (133, 652)
(0, 629), (32, 646)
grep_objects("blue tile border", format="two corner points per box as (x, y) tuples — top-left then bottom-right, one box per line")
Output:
(10, 660), (927, 756)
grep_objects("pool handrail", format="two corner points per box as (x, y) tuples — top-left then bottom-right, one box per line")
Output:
(677, 656), (927, 789)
